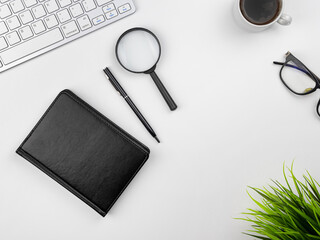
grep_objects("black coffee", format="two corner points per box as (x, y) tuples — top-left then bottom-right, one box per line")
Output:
(240, 0), (281, 25)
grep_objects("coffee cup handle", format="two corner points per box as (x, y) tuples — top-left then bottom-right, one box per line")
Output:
(277, 14), (292, 26)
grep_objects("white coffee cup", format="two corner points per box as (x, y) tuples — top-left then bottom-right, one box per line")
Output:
(233, 0), (292, 31)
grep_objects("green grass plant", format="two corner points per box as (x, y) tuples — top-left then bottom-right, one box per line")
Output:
(241, 164), (320, 239)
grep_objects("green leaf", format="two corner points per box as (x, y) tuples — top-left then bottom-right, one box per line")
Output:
(240, 163), (320, 240)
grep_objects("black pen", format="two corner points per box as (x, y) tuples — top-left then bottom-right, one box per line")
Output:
(103, 67), (160, 143)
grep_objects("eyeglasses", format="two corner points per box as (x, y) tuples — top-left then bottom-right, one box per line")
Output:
(273, 52), (320, 117)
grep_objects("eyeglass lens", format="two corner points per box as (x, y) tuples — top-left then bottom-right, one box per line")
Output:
(281, 60), (316, 94)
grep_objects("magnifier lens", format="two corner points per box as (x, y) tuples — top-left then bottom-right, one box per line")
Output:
(116, 30), (160, 73)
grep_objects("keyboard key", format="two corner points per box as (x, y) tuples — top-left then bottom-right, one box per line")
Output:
(23, 0), (37, 7)
(19, 10), (34, 24)
(44, 0), (59, 13)
(44, 14), (58, 28)
(82, 0), (96, 12)
(77, 14), (91, 30)
(57, 9), (71, 23)
(57, 0), (71, 8)
(0, 5), (12, 19)
(0, 0), (10, 3)
(32, 5), (46, 18)
(6, 31), (20, 45)
(7, 16), (21, 30)
(69, 4), (83, 17)
(0, 37), (8, 50)
(0, 28), (63, 64)
(0, 21), (8, 34)
(96, 0), (108, 6)
(10, 0), (25, 13)
(92, 15), (104, 25)
(105, 9), (117, 19)
(61, 20), (79, 37)
(102, 3), (114, 13)
(118, 4), (130, 14)
(32, 20), (46, 34)
(19, 25), (33, 39)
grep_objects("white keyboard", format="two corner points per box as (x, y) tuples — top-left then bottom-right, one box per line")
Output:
(0, 0), (135, 72)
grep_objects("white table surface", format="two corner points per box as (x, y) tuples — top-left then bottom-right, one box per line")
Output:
(1, 0), (320, 239)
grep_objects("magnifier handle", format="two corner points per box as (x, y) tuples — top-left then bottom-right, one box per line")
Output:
(150, 71), (177, 111)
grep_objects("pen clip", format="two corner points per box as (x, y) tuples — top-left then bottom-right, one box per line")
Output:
(103, 69), (122, 96)
(104, 74), (118, 92)
(104, 67), (128, 97)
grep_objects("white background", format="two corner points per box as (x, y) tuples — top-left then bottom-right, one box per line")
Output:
(1, 0), (320, 239)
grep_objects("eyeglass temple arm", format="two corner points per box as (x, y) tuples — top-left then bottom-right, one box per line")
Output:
(273, 61), (310, 74)
(273, 61), (320, 81)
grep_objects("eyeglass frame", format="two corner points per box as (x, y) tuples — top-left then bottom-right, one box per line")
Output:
(273, 52), (320, 117)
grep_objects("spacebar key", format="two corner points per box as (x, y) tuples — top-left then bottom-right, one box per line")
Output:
(0, 28), (64, 65)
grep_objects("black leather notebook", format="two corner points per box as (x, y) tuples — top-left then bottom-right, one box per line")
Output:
(16, 90), (150, 217)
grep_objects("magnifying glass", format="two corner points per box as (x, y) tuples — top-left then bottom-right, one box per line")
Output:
(116, 27), (178, 111)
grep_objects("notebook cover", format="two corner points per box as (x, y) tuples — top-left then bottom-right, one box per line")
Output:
(16, 89), (150, 217)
